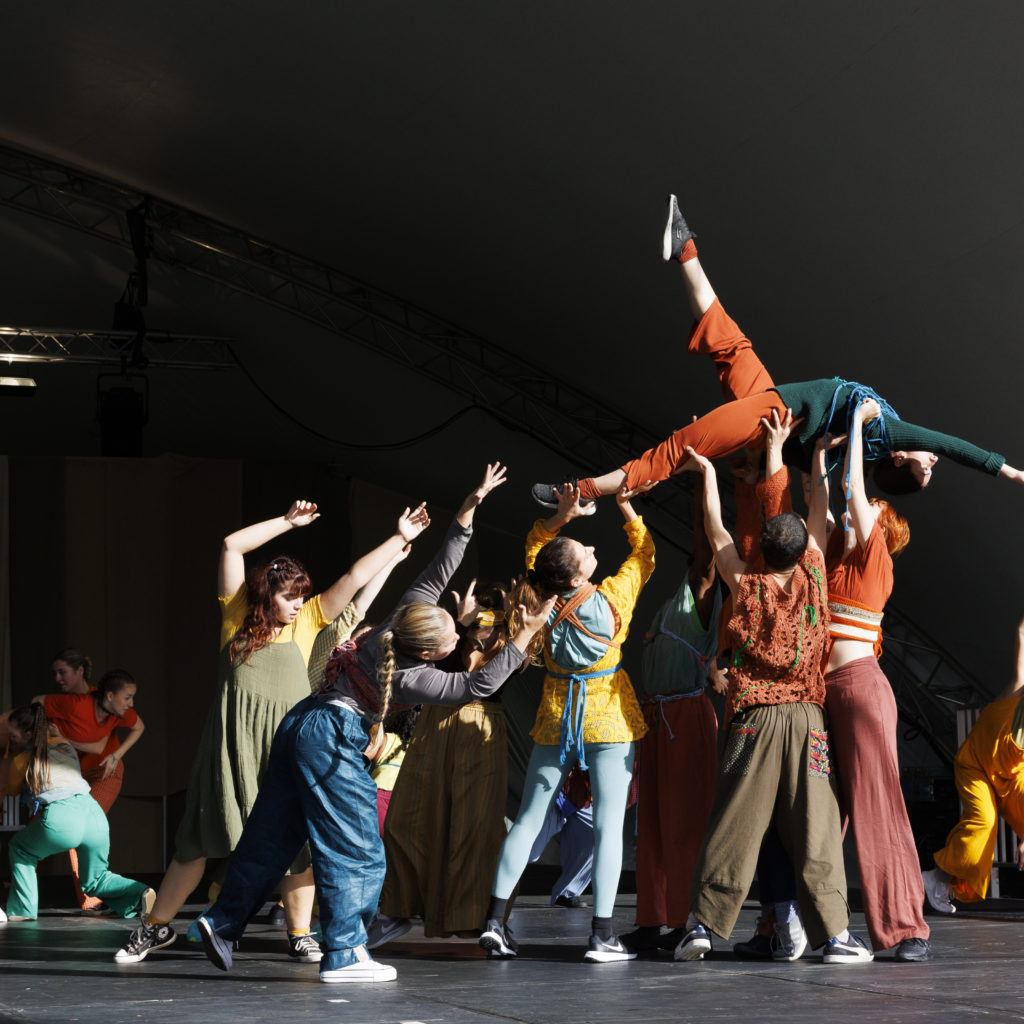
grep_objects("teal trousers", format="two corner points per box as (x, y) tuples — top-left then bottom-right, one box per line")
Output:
(7, 793), (146, 919)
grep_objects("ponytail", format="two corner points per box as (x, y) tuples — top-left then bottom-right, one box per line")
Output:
(9, 702), (51, 795)
(507, 579), (548, 665)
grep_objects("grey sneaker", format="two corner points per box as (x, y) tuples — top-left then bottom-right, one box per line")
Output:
(114, 920), (177, 963)
(197, 916), (233, 971)
(288, 931), (324, 963)
(771, 917), (808, 961)
(922, 868), (956, 914)
(661, 194), (696, 262)
(367, 912), (412, 949)
(530, 481), (596, 512)
(895, 937), (932, 962)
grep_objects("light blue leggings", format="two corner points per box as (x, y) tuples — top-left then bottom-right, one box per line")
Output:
(492, 741), (635, 919)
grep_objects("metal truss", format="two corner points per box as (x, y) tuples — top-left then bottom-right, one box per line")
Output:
(0, 142), (702, 547)
(0, 142), (994, 755)
(0, 327), (234, 370)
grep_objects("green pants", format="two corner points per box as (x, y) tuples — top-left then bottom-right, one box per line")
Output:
(690, 702), (849, 949)
(7, 793), (147, 919)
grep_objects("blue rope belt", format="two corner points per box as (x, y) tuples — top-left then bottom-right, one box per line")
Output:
(823, 378), (900, 529)
(641, 690), (706, 739)
(548, 663), (621, 770)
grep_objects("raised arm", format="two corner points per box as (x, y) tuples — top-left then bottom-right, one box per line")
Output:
(352, 544), (412, 620)
(400, 466), (505, 607)
(456, 462), (507, 529)
(687, 473), (718, 628)
(806, 438), (830, 556)
(219, 500), (321, 599)
(845, 399), (878, 550)
(681, 447), (745, 601)
(762, 407), (802, 482)
(319, 504), (430, 620)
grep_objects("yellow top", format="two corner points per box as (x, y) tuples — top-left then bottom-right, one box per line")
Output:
(219, 584), (329, 665)
(528, 517), (653, 745)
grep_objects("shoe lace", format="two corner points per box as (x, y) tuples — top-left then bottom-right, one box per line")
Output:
(292, 933), (319, 954)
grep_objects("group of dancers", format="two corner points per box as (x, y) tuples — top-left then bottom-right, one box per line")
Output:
(3, 196), (1024, 981)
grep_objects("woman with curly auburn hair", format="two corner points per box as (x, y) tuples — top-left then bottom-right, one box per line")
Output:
(114, 498), (430, 967)
(822, 397), (930, 963)
(481, 480), (654, 964)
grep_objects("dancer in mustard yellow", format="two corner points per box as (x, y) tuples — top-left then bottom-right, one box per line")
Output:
(923, 612), (1024, 912)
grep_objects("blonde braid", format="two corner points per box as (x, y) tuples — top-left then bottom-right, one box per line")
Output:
(376, 630), (396, 725)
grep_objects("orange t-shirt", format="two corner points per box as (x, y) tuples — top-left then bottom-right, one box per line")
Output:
(42, 693), (138, 774)
(825, 518), (892, 610)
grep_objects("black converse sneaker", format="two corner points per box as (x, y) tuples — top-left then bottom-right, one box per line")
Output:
(288, 932), (324, 963)
(583, 934), (637, 963)
(479, 919), (518, 959)
(661, 194), (696, 262)
(114, 920), (177, 963)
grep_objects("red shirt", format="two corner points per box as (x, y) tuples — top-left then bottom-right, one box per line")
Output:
(43, 693), (138, 774)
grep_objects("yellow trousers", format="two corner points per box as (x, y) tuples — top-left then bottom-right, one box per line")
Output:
(934, 696), (1024, 901)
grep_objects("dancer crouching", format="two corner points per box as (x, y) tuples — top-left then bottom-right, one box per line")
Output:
(193, 465), (556, 983)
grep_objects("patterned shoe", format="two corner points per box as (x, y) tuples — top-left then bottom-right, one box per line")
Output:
(114, 920), (177, 963)
(288, 931), (324, 963)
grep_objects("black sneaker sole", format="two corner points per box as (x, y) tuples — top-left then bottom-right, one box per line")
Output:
(479, 930), (517, 959)
(197, 917), (233, 971)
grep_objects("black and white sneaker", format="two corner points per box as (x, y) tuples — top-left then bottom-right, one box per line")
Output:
(771, 917), (808, 961)
(529, 482), (596, 512)
(479, 919), (518, 959)
(674, 923), (712, 961)
(822, 932), (874, 964)
(288, 931), (324, 963)
(114, 920), (177, 963)
(661, 194), (695, 262)
(584, 934), (637, 963)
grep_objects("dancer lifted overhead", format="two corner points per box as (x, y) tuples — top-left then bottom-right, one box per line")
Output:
(532, 196), (1023, 513)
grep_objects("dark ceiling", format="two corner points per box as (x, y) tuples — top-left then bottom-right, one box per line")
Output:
(1, 1), (1021, 694)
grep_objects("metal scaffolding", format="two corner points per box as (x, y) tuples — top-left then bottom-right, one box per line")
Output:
(0, 327), (234, 370)
(0, 142), (992, 758)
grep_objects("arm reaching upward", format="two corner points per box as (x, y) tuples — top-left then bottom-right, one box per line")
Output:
(219, 500), (320, 598)
(680, 447), (745, 601)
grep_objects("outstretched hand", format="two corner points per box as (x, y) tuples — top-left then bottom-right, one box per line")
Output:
(554, 483), (597, 519)
(451, 579), (480, 626)
(678, 446), (714, 475)
(468, 462), (508, 506)
(518, 595), (557, 635)
(616, 480), (658, 502)
(760, 407), (803, 449)
(397, 502), (431, 543)
(284, 500), (320, 527)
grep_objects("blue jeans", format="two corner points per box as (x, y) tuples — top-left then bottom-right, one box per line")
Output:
(203, 696), (384, 971)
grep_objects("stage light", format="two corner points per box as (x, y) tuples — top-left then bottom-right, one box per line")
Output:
(0, 375), (37, 391)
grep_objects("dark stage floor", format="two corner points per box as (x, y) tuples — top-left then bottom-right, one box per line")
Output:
(3, 893), (1023, 1024)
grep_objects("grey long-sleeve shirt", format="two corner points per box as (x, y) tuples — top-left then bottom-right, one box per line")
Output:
(319, 517), (527, 720)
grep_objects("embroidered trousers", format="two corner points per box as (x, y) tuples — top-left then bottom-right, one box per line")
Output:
(690, 701), (849, 949)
